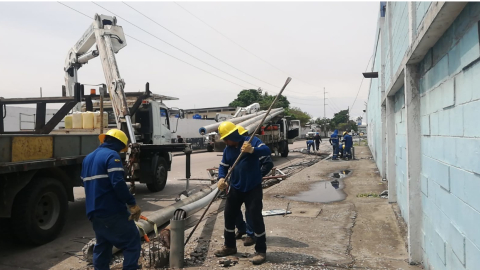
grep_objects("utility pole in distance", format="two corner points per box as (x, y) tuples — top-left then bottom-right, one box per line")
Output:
(323, 87), (327, 119)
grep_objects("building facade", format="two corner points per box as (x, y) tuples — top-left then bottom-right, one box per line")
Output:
(366, 2), (480, 269)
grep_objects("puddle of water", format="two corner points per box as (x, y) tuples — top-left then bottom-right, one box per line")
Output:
(288, 180), (346, 203)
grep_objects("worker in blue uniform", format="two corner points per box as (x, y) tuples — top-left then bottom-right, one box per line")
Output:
(329, 130), (339, 160)
(215, 121), (271, 265)
(306, 139), (315, 153)
(342, 130), (353, 160)
(234, 126), (274, 247)
(81, 129), (142, 270)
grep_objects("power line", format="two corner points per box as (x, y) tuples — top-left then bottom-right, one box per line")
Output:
(92, 1), (263, 89)
(350, 55), (374, 114)
(173, 1), (325, 94)
(58, 2), (318, 108)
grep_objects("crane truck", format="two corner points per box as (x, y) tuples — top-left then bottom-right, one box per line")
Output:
(0, 14), (191, 245)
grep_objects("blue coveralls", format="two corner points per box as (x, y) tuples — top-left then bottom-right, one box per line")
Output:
(235, 155), (274, 238)
(329, 130), (339, 160)
(218, 134), (271, 253)
(306, 140), (315, 153)
(343, 133), (353, 159)
(81, 140), (140, 270)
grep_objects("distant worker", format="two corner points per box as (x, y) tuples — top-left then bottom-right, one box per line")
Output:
(234, 126), (274, 247)
(342, 131), (353, 160)
(215, 122), (271, 265)
(306, 139), (315, 153)
(177, 135), (184, 143)
(81, 129), (142, 270)
(329, 130), (339, 160)
(314, 132), (322, 151)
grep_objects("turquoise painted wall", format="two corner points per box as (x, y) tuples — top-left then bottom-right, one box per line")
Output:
(394, 87), (408, 221)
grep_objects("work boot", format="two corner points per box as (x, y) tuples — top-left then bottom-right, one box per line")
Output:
(235, 231), (245, 239)
(251, 252), (266, 265)
(243, 236), (255, 246)
(214, 246), (237, 257)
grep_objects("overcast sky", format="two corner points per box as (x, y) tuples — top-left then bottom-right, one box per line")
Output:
(0, 1), (379, 120)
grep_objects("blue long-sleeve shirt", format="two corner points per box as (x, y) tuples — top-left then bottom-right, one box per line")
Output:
(343, 134), (353, 148)
(81, 141), (136, 219)
(260, 155), (274, 177)
(218, 136), (271, 192)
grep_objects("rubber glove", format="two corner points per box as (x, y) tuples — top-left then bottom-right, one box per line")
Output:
(128, 204), (142, 221)
(217, 178), (228, 190)
(241, 142), (254, 154)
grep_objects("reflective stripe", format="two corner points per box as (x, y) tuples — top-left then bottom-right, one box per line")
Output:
(258, 143), (265, 147)
(255, 231), (266, 237)
(259, 156), (267, 160)
(224, 228), (235, 233)
(107, 167), (124, 172)
(219, 162), (229, 167)
(82, 174), (109, 181)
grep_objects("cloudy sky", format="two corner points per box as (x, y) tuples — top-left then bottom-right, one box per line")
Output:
(0, 1), (379, 120)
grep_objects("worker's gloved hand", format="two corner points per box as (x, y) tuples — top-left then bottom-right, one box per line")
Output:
(241, 142), (254, 154)
(128, 204), (142, 221)
(217, 178), (228, 190)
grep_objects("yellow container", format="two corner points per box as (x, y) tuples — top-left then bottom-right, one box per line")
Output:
(64, 115), (73, 129)
(94, 112), (109, 128)
(72, 112), (83, 129)
(82, 111), (94, 129)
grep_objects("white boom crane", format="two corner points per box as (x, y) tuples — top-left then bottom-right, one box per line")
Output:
(63, 14), (135, 144)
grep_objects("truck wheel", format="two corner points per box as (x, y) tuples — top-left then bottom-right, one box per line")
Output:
(147, 157), (168, 192)
(207, 144), (214, 152)
(281, 141), (289, 157)
(11, 177), (68, 245)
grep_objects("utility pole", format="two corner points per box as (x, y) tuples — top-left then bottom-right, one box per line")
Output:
(323, 87), (326, 119)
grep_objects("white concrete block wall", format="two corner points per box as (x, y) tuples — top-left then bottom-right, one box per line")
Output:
(367, 2), (480, 268)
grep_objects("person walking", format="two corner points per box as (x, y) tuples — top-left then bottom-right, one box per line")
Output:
(329, 130), (339, 160)
(81, 129), (142, 270)
(215, 121), (271, 265)
(314, 132), (322, 151)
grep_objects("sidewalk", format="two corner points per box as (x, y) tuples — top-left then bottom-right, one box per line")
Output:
(184, 146), (421, 269)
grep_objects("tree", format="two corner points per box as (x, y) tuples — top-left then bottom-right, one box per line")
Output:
(229, 89), (290, 110)
(286, 107), (312, 126)
(331, 109), (349, 126)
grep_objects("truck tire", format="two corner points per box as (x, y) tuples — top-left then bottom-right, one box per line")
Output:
(207, 144), (214, 152)
(147, 157), (168, 192)
(11, 177), (68, 245)
(281, 141), (289, 157)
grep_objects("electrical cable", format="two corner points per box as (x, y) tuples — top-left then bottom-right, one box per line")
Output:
(350, 55), (374, 114)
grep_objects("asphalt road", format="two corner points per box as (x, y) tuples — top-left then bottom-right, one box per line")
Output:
(0, 140), (320, 270)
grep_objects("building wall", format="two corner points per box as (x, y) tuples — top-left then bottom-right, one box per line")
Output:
(419, 4), (480, 270)
(366, 2), (480, 269)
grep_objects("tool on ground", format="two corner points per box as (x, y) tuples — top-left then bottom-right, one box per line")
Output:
(183, 77), (292, 246)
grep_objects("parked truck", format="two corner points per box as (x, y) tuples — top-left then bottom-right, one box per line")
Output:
(0, 14), (191, 245)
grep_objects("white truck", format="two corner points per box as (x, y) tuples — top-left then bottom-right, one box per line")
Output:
(0, 14), (191, 245)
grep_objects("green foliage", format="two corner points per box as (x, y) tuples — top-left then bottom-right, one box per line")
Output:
(229, 89), (290, 110)
(331, 109), (349, 126)
(286, 107), (312, 126)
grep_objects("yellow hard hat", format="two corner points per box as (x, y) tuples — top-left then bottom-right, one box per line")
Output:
(343, 131), (347, 135)
(236, 125), (248, 136)
(99, 129), (129, 152)
(218, 121), (239, 140)
(343, 144), (345, 149)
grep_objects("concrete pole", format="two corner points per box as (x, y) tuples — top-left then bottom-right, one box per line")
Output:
(386, 96), (397, 203)
(404, 64), (422, 263)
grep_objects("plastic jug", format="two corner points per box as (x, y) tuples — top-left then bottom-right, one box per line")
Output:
(72, 112), (83, 129)
(64, 115), (73, 129)
(82, 111), (94, 129)
(94, 112), (109, 128)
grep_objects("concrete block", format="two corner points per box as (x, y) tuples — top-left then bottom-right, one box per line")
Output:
(449, 166), (466, 201)
(448, 24), (480, 75)
(446, 243), (467, 269)
(421, 115), (430, 135)
(462, 171), (480, 213)
(449, 223), (466, 265)
(454, 71), (473, 105)
(421, 173), (429, 197)
(441, 79), (455, 109)
(442, 137), (457, 169)
(437, 109), (450, 136)
(433, 28), (454, 67)
(454, 137), (480, 175)
(423, 156), (450, 191)
(463, 101), (480, 137)
(466, 238), (480, 270)
(447, 106), (463, 137)
(433, 230), (447, 265)
(430, 112), (439, 136)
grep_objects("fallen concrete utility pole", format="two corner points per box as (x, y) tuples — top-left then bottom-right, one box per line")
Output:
(83, 183), (218, 260)
(198, 110), (267, 135)
(243, 109), (285, 133)
(234, 108), (284, 132)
